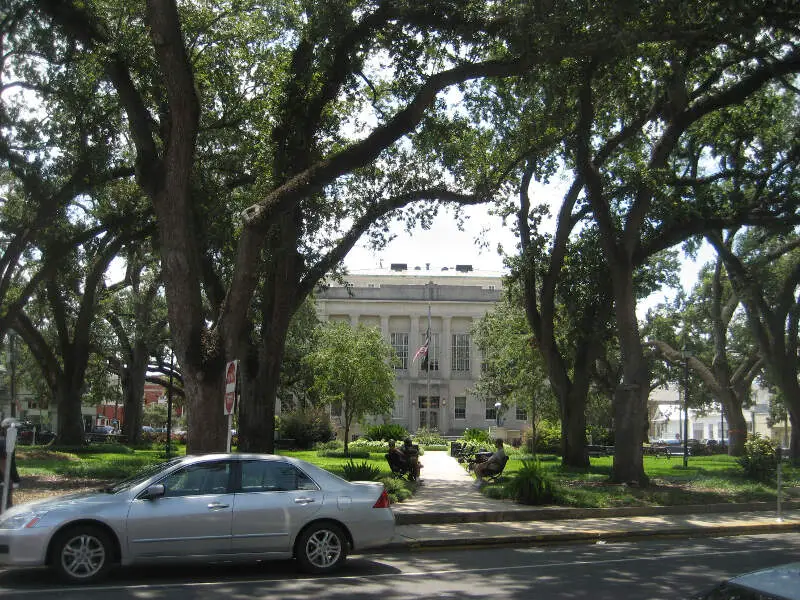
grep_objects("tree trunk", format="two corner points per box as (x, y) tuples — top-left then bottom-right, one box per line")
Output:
(724, 401), (748, 457)
(121, 345), (148, 445)
(183, 364), (226, 453)
(54, 382), (86, 446)
(610, 271), (649, 485)
(789, 411), (799, 466)
(562, 390), (589, 467)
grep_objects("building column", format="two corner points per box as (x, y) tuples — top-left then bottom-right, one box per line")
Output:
(442, 316), (452, 379)
(380, 316), (389, 337)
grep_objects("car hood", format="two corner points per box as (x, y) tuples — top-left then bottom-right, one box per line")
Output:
(14, 489), (124, 513)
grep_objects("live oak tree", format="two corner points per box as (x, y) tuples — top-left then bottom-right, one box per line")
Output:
(305, 321), (396, 455)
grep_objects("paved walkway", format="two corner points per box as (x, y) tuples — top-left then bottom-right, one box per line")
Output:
(385, 451), (800, 551)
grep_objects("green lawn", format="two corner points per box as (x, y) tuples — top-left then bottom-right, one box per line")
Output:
(480, 452), (800, 507)
(16, 444), (799, 509)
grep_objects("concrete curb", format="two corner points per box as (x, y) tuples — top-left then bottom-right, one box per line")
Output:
(393, 500), (800, 525)
(384, 520), (800, 552)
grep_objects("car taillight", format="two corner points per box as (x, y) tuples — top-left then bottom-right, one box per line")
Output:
(373, 489), (391, 508)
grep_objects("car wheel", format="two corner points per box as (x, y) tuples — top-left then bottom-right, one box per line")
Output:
(295, 521), (347, 574)
(51, 525), (114, 583)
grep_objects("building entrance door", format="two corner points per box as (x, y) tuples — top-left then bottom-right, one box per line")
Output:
(418, 396), (440, 430)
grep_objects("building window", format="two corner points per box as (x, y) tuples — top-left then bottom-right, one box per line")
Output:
(392, 395), (406, 419)
(452, 333), (471, 372)
(516, 405), (528, 421)
(488, 285), (496, 291)
(454, 396), (466, 420)
(485, 399), (497, 421)
(391, 332), (409, 370)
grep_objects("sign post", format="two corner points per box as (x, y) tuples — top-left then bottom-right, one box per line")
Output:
(1, 423), (18, 515)
(224, 360), (238, 453)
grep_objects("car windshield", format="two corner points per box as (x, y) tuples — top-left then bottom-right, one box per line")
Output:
(104, 457), (184, 494)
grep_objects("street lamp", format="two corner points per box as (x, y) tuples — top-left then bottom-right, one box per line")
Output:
(494, 401), (502, 428)
(682, 348), (691, 468)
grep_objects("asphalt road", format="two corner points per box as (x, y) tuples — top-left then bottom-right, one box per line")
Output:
(1, 533), (799, 599)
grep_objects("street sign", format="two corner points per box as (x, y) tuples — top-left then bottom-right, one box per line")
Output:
(224, 360), (238, 416)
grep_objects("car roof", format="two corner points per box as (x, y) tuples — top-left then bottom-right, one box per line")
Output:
(728, 563), (800, 600)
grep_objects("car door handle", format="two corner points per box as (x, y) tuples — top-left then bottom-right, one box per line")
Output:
(207, 502), (230, 510)
(294, 497), (316, 504)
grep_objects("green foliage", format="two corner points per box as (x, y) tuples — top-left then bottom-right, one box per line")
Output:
(463, 428), (493, 444)
(348, 438), (390, 452)
(364, 424), (409, 442)
(380, 476), (413, 503)
(306, 322), (396, 451)
(278, 406), (335, 450)
(503, 459), (555, 505)
(737, 434), (778, 482)
(341, 460), (382, 481)
(313, 440), (343, 452)
(586, 425), (613, 446)
(317, 450), (371, 459)
(524, 420), (561, 453)
(412, 427), (446, 445)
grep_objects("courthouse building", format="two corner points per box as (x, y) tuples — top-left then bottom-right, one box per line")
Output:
(315, 263), (531, 437)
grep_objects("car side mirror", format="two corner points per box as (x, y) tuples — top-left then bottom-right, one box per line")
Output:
(142, 484), (165, 500)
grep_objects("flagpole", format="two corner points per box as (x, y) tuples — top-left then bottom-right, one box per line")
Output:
(426, 294), (431, 425)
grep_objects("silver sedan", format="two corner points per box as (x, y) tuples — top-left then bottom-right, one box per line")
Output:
(0, 453), (395, 583)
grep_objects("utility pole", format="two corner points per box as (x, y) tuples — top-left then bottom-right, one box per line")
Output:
(166, 349), (174, 459)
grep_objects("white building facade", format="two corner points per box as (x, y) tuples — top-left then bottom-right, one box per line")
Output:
(315, 264), (531, 437)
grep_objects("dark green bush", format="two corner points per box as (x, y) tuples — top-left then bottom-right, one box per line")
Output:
(504, 459), (555, 505)
(318, 450), (370, 459)
(380, 476), (412, 503)
(738, 434), (778, 482)
(278, 406), (334, 449)
(524, 421), (561, 453)
(363, 424), (409, 442)
(341, 460), (382, 481)
(463, 428), (493, 444)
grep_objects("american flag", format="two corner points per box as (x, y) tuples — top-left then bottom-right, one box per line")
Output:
(413, 328), (430, 363)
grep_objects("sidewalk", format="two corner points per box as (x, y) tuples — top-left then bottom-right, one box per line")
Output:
(386, 451), (800, 551)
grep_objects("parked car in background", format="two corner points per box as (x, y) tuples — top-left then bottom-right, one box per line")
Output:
(0, 453), (394, 583)
(91, 425), (116, 436)
(693, 562), (800, 599)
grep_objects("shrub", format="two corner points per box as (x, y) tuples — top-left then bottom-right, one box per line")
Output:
(278, 406), (335, 449)
(380, 476), (412, 503)
(504, 459), (555, 505)
(738, 434), (778, 482)
(523, 420), (561, 454)
(413, 427), (446, 445)
(348, 438), (389, 452)
(341, 460), (382, 481)
(314, 440), (343, 452)
(318, 450), (371, 459)
(463, 428), (493, 444)
(363, 424), (409, 442)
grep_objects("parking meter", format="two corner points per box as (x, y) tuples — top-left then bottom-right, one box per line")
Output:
(1, 423), (17, 514)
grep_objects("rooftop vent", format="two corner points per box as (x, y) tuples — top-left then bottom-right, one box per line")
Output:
(455, 264), (473, 272)
(441, 267), (449, 271)
(390, 263), (408, 271)
(414, 266), (421, 270)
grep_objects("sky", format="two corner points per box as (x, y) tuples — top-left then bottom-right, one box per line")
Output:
(344, 189), (716, 317)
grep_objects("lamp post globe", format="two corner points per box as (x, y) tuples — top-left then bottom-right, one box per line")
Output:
(494, 402), (502, 428)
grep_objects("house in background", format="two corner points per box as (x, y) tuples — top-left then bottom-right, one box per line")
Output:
(648, 383), (791, 446)
(313, 263), (531, 439)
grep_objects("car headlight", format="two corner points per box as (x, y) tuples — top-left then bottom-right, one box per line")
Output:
(0, 511), (47, 530)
